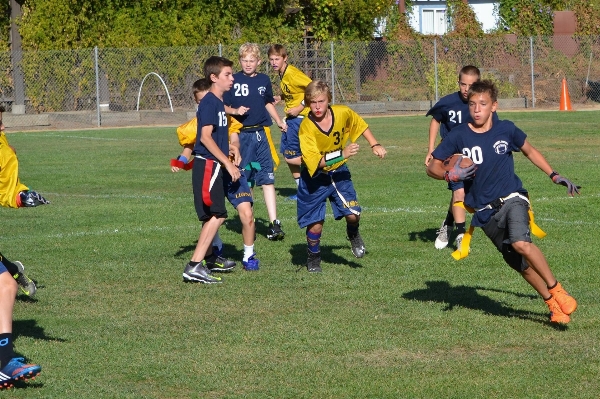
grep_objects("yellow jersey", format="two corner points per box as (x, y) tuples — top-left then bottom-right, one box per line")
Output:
(299, 105), (368, 177)
(279, 64), (311, 117)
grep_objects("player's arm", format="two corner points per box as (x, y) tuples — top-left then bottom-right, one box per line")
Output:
(521, 139), (580, 196)
(426, 158), (447, 180)
(224, 105), (249, 116)
(228, 132), (242, 167)
(265, 102), (287, 132)
(171, 145), (193, 172)
(200, 125), (240, 181)
(286, 103), (305, 117)
(425, 118), (441, 166)
(361, 128), (386, 159)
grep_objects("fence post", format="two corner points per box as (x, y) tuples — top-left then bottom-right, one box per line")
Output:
(434, 38), (439, 102)
(530, 36), (535, 109)
(219, 43), (222, 57)
(330, 41), (335, 104)
(95, 46), (101, 127)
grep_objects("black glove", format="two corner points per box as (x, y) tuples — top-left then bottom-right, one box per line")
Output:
(550, 172), (580, 196)
(444, 156), (476, 182)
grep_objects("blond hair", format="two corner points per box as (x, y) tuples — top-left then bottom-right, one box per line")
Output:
(239, 43), (261, 60)
(304, 80), (332, 105)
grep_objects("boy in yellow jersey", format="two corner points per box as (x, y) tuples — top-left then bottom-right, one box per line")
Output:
(0, 107), (45, 297)
(268, 44), (312, 200)
(297, 81), (387, 272)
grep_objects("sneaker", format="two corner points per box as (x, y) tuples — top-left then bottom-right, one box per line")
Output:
(267, 220), (285, 241)
(435, 223), (450, 249)
(18, 191), (50, 207)
(549, 282), (577, 315)
(545, 297), (570, 324)
(242, 254), (260, 271)
(286, 194), (298, 201)
(12, 261), (37, 297)
(347, 233), (366, 258)
(206, 255), (236, 273)
(182, 261), (222, 284)
(307, 250), (322, 273)
(455, 233), (465, 250)
(0, 357), (41, 389)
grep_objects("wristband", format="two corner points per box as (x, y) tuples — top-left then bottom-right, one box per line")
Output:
(177, 155), (189, 164)
(371, 143), (381, 149)
(324, 150), (344, 167)
(549, 171), (559, 179)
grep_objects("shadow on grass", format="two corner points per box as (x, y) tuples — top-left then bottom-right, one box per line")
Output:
(275, 187), (297, 198)
(408, 227), (440, 244)
(174, 243), (238, 260)
(402, 280), (568, 330)
(13, 319), (66, 342)
(289, 243), (362, 271)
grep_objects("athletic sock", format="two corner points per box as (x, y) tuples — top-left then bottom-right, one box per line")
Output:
(346, 222), (359, 238)
(455, 222), (466, 235)
(204, 252), (217, 264)
(0, 252), (18, 276)
(0, 333), (14, 369)
(307, 230), (321, 253)
(243, 245), (254, 262)
(294, 178), (300, 187)
(443, 210), (454, 227)
(188, 261), (201, 267)
(212, 233), (223, 252)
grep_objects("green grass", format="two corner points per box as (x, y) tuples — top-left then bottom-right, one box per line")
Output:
(2, 110), (600, 398)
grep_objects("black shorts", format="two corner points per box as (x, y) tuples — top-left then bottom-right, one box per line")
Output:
(481, 197), (532, 272)
(192, 158), (227, 221)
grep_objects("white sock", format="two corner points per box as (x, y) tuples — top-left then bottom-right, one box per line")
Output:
(294, 178), (300, 187)
(212, 232), (223, 251)
(243, 245), (254, 262)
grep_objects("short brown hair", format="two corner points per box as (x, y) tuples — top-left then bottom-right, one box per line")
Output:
(459, 65), (481, 80)
(467, 80), (498, 102)
(192, 78), (211, 94)
(267, 44), (287, 58)
(203, 56), (233, 81)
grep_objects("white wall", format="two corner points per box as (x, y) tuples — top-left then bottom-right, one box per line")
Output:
(409, 1), (499, 34)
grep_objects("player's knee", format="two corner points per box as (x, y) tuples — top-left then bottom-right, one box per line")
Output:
(345, 214), (360, 225)
(510, 240), (532, 256)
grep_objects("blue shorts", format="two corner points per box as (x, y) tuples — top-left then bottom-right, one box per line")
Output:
(240, 127), (275, 186)
(280, 116), (303, 159)
(297, 164), (361, 228)
(0, 261), (7, 274)
(447, 180), (464, 191)
(223, 167), (253, 209)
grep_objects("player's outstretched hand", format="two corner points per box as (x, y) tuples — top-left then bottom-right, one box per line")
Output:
(371, 144), (386, 159)
(343, 143), (360, 159)
(445, 156), (476, 182)
(551, 173), (580, 196)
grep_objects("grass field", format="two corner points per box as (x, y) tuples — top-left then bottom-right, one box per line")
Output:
(2, 110), (599, 398)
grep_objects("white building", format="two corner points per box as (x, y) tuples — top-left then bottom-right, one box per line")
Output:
(407, 0), (499, 35)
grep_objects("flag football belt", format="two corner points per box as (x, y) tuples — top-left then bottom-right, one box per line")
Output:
(240, 125), (263, 132)
(317, 168), (360, 217)
(194, 155), (221, 206)
(170, 158), (194, 170)
(452, 192), (546, 261)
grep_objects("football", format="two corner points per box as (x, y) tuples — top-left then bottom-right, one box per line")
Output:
(442, 153), (474, 171)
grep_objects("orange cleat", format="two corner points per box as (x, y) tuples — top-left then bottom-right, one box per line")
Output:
(545, 297), (570, 324)
(549, 282), (578, 315)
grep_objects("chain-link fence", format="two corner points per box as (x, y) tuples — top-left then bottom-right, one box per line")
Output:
(1, 36), (599, 130)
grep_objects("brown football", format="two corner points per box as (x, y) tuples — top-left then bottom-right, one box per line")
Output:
(442, 154), (474, 171)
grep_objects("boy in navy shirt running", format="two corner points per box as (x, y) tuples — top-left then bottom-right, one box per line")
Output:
(427, 80), (579, 324)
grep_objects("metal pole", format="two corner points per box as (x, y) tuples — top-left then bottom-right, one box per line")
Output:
(95, 46), (101, 127)
(10, 0), (25, 114)
(219, 43), (222, 57)
(434, 38), (439, 102)
(330, 41), (335, 104)
(530, 37), (535, 109)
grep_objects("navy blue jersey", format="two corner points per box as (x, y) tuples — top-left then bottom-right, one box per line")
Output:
(223, 72), (274, 127)
(426, 91), (471, 139)
(432, 120), (528, 226)
(194, 92), (229, 161)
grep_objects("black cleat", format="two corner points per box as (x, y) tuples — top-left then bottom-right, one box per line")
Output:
(307, 250), (322, 273)
(267, 220), (285, 240)
(347, 233), (366, 258)
(182, 261), (222, 284)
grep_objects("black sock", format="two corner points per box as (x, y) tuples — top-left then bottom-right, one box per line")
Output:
(443, 211), (454, 227)
(346, 222), (359, 238)
(204, 253), (217, 263)
(0, 252), (18, 276)
(188, 261), (201, 267)
(455, 222), (466, 235)
(0, 333), (14, 369)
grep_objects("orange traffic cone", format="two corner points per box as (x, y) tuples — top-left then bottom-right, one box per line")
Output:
(560, 78), (573, 111)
